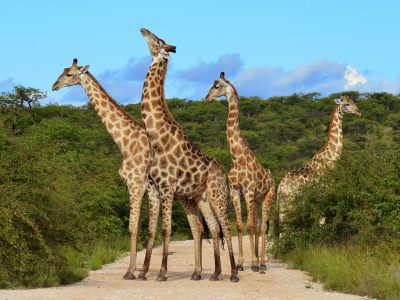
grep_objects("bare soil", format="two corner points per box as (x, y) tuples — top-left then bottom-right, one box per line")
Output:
(0, 237), (369, 300)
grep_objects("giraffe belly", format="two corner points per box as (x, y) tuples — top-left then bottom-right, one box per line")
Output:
(175, 169), (208, 198)
(148, 159), (208, 199)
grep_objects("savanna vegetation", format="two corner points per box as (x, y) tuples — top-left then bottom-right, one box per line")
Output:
(0, 86), (399, 298)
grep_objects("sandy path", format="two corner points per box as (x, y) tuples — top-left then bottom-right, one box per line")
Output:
(0, 237), (368, 300)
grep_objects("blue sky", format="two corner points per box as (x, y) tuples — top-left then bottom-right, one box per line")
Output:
(1, 0), (400, 105)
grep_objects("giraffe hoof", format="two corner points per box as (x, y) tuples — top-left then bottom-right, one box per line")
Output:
(123, 271), (136, 280)
(137, 273), (147, 281)
(251, 265), (260, 272)
(259, 264), (267, 274)
(156, 273), (168, 281)
(237, 264), (244, 271)
(191, 273), (201, 281)
(209, 273), (220, 281)
(230, 274), (239, 282)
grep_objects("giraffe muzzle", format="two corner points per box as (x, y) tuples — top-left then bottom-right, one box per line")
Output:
(164, 44), (176, 53)
(52, 83), (60, 91)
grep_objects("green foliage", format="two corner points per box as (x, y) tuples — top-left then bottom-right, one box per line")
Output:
(285, 244), (400, 300)
(0, 85), (46, 135)
(0, 89), (399, 288)
(276, 93), (399, 299)
(280, 149), (400, 252)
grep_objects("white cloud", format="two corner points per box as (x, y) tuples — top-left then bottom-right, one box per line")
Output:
(233, 60), (347, 97)
(56, 54), (400, 105)
(344, 65), (367, 89)
(0, 78), (15, 93)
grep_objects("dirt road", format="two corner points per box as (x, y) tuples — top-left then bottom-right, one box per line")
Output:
(0, 237), (367, 300)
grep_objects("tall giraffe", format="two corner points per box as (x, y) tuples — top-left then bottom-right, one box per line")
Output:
(52, 59), (155, 280)
(138, 28), (239, 282)
(278, 95), (361, 225)
(205, 72), (275, 273)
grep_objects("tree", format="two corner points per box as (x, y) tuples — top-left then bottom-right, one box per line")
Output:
(0, 85), (46, 135)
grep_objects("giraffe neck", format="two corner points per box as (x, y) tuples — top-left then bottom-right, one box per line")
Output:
(313, 105), (344, 163)
(141, 54), (179, 130)
(225, 87), (248, 158)
(80, 72), (139, 150)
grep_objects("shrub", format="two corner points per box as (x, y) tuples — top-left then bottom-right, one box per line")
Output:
(279, 148), (400, 253)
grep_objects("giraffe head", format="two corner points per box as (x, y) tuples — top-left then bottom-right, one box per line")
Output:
(334, 95), (361, 116)
(205, 72), (236, 103)
(140, 28), (176, 59)
(52, 58), (89, 91)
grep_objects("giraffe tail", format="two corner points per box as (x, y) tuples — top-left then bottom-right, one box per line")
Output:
(220, 222), (225, 250)
(200, 215), (225, 249)
(201, 215), (211, 243)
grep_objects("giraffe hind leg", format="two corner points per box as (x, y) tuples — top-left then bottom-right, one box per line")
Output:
(137, 182), (160, 281)
(180, 198), (203, 281)
(197, 196), (222, 281)
(244, 190), (259, 272)
(206, 170), (239, 282)
(230, 187), (244, 271)
(260, 186), (274, 274)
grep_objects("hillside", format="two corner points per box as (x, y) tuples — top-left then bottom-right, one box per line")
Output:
(0, 90), (399, 290)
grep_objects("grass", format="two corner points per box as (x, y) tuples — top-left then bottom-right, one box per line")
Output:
(60, 247), (89, 285)
(41, 236), (131, 286)
(284, 243), (400, 300)
(87, 238), (130, 270)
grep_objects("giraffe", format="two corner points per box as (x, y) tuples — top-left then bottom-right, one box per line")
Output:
(52, 59), (155, 280)
(204, 72), (275, 274)
(277, 95), (361, 228)
(137, 28), (239, 282)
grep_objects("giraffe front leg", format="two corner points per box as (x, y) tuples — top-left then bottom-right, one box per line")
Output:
(244, 190), (258, 272)
(197, 196), (222, 281)
(230, 187), (244, 271)
(260, 187), (274, 274)
(157, 188), (174, 282)
(138, 182), (160, 281)
(123, 181), (146, 280)
(180, 198), (203, 281)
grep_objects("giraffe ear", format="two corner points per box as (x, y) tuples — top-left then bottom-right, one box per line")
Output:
(81, 65), (90, 74)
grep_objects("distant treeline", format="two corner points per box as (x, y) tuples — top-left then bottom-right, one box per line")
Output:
(0, 88), (399, 287)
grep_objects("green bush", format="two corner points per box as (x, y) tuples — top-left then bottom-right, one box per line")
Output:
(280, 149), (400, 253)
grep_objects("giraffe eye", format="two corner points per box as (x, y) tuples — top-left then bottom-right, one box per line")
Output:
(214, 85), (219, 89)
(66, 74), (73, 77)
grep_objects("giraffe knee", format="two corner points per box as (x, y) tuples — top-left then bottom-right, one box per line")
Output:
(128, 224), (134, 234)
(162, 228), (171, 238)
(247, 222), (255, 235)
(236, 224), (243, 234)
(148, 223), (157, 237)
(214, 224), (221, 236)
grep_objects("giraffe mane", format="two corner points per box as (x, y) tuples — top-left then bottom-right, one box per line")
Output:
(314, 104), (340, 156)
